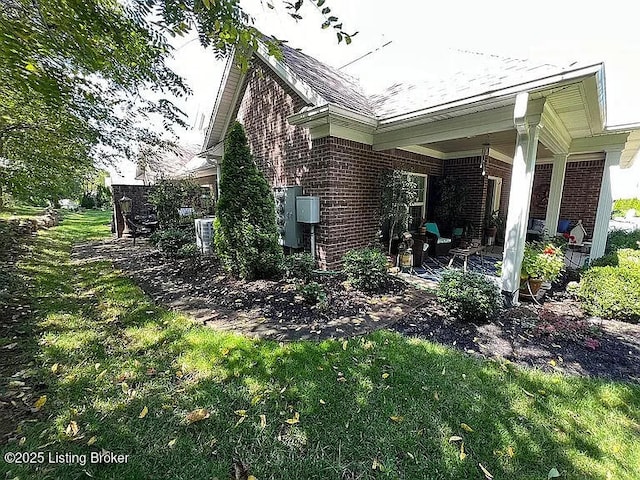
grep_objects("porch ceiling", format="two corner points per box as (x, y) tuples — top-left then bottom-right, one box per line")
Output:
(417, 129), (553, 162)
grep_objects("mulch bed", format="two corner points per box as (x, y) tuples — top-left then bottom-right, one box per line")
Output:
(72, 237), (640, 383)
(72, 238), (429, 341)
(391, 291), (640, 383)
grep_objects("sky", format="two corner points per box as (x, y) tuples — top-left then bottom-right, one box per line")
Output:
(109, 0), (640, 197)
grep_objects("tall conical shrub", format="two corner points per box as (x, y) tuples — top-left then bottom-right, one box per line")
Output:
(214, 122), (283, 279)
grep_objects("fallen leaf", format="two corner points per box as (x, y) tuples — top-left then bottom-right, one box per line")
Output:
(506, 446), (515, 458)
(319, 399), (326, 405)
(139, 406), (148, 418)
(459, 442), (467, 460)
(548, 467), (561, 479)
(372, 458), (384, 471)
(2, 342), (18, 350)
(549, 359), (557, 367)
(479, 462), (494, 479)
(19, 437), (25, 446)
(259, 414), (266, 429)
(175, 370), (184, 378)
(251, 395), (262, 406)
(33, 395), (47, 410)
(390, 415), (404, 423)
(248, 476), (257, 480)
(342, 340), (348, 350)
(522, 388), (535, 398)
(460, 423), (474, 432)
(221, 347), (230, 356)
(434, 391), (439, 401)
(121, 382), (129, 393)
(449, 435), (463, 442)
(168, 438), (177, 448)
(96, 370), (107, 380)
(382, 373), (390, 379)
(234, 409), (247, 416)
(285, 412), (300, 425)
(65, 421), (79, 437)
(186, 408), (210, 424)
(51, 363), (60, 374)
(87, 436), (97, 446)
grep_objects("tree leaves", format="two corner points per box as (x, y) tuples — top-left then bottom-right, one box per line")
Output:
(139, 406), (149, 418)
(284, 412), (300, 424)
(33, 395), (47, 410)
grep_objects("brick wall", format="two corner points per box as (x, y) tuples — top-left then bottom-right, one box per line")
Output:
(233, 60), (444, 269)
(529, 164), (552, 219)
(321, 139), (443, 268)
(441, 157), (486, 235)
(528, 160), (603, 235)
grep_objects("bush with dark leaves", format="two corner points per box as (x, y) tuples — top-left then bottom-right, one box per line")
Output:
(342, 247), (388, 291)
(436, 269), (502, 322)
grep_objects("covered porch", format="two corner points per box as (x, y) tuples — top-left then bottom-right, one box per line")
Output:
(370, 63), (640, 303)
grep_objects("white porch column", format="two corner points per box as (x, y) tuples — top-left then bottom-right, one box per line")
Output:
(501, 93), (542, 305)
(590, 149), (621, 259)
(216, 162), (222, 200)
(544, 154), (568, 236)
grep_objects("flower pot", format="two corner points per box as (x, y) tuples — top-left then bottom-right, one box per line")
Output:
(519, 277), (543, 297)
(484, 226), (497, 245)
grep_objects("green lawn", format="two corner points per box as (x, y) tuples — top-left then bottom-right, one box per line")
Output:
(0, 204), (47, 219)
(1, 211), (639, 479)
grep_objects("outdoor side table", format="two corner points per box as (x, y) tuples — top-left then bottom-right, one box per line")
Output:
(448, 245), (485, 273)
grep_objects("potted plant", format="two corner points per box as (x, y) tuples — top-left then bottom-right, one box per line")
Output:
(520, 241), (565, 296)
(483, 210), (500, 245)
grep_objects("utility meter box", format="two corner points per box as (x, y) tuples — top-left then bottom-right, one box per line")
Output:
(296, 196), (320, 224)
(273, 186), (303, 248)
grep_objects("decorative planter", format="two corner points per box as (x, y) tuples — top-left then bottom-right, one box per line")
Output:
(484, 226), (497, 245)
(519, 277), (544, 297)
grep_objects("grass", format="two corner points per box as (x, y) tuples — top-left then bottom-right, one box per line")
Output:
(0, 203), (48, 220)
(1, 211), (639, 479)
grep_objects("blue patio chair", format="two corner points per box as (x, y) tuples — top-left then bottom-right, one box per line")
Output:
(424, 222), (452, 257)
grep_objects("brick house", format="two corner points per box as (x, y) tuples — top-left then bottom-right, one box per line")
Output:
(187, 40), (640, 302)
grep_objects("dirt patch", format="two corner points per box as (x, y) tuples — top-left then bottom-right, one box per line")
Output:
(72, 238), (429, 341)
(392, 293), (640, 383)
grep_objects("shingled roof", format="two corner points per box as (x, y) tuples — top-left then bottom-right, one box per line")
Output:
(278, 42), (376, 116)
(277, 40), (582, 120)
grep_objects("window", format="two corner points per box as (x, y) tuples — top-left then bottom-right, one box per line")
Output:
(407, 173), (428, 230)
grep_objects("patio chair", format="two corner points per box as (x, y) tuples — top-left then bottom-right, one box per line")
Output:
(424, 222), (452, 257)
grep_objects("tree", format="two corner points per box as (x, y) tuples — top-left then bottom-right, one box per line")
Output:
(0, 0), (351, 204)
(214, 122), (282, 279)
(380, 170), (418, 255)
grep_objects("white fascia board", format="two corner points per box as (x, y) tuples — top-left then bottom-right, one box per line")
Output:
(254, 42), (325, 106)
(539, 102), (572, 154)
(378, 64), (603, 130)
(203, 51), (242, 151)
(373, 104), (516, 151)
(569, 133), (630, 154)
(288, 104), (378, 144)
(399, 145), (445, 159)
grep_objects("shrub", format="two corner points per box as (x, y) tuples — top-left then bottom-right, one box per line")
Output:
(283, 253), (316, 282)
(214, 122), (283, 280)
(177, 243), (200, 258)
(342, 247), (388, 291)
(149, 228), (193, 255)
(80, 193), (96, 209)
(605, 229), (640, 254)
(577, 249), (640, 323)
(612, 198), (640, 217)
(148, 177), (205, 229)
(297, 281), (326, 305)
(436, 270), (503, 323)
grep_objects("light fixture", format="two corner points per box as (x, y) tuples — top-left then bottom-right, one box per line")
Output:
(480, 143), (490, 176)
(119, 196), (132, 236)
